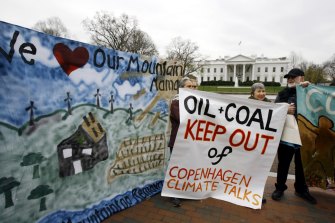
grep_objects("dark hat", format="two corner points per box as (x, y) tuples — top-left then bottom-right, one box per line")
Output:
(284, 68), (304, 78)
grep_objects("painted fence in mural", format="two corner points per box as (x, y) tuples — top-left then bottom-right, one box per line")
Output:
(297, 85), (335, 191)
(0, 21), (182, 223)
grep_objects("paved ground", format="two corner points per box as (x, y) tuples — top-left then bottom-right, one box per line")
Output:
(101, 151), (335, 223)
(103, 176), (335, 223)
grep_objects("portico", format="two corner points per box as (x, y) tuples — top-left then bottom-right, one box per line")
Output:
(195, 54), (290, 86)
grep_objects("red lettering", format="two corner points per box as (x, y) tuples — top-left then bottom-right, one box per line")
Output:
(203, 121), (215, 141)
(212, 124), (226, 141)
(169, 166), (178, 177)
(196, 120), (206, 140)
(244, 131), (259, 151)
(229, 129), (245, 146)
(184, 119), (197, 140)
(260, 135), (274, 154)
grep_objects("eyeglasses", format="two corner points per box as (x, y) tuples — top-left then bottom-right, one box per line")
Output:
(185, 85), (197, 89)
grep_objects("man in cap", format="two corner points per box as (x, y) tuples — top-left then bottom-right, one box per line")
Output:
(271, 68), (317, 204)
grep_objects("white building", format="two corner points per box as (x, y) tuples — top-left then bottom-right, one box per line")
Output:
(194, 54), (290, 86)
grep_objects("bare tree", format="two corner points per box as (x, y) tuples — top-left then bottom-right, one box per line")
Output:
(166, 36), (204, 75)
(32, 17), (69, 38)
(288, 51), (307, 71)
(83, 12), (158, 56)
(323, 54), (335, 82)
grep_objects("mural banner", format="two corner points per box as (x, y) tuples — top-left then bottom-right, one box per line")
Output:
(297, 85), (335, 191)
(161, 88), (288, 209)
(0, 21), (182, 222)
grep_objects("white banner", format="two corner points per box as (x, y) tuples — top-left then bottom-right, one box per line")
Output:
(162, 89), (288, 209)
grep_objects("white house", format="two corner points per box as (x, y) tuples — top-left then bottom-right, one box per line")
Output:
(194, 54), (290, 86)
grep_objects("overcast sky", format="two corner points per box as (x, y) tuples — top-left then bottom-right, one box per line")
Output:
(1, 0), (334, 64)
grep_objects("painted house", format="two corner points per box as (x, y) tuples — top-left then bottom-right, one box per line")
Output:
(57, 112), (108, 177)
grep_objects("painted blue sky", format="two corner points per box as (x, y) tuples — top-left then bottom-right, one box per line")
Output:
(0, 21), (163, 127)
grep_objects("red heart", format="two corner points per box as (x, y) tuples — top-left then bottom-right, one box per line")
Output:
(53, 43), (89, 75)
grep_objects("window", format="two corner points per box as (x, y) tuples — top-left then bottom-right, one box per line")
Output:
(230, 77), (233, 81)
(273, 67), (276, 72)
(272, 77), (275, 82)
(281, 67), (284, 72)
(265, 67), (268, 72)
(214, 68), (216, 73)
(214, 76), (216, 81)
(220, 77), (223, 81)
(257, 67), (260, 72)
(207, 77), (210, 81)
(257, 76), (260, 81)
(207, 68), (210, 73)
(265, 77), (267, 82)
(201, 77), (204, 82)
(220, 68), (223, 73)
(247, 77), (250, 81)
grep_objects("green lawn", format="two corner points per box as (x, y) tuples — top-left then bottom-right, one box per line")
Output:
(198, 86), (284, 94)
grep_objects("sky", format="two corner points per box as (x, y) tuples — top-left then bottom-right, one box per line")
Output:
(1, 0), (335, 64)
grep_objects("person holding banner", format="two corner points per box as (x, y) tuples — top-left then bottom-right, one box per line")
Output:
(248, 82), (271, 204)
(249, 82), (272, 102)
(271, 68), (317, 204)
(168, 76), (197, 207)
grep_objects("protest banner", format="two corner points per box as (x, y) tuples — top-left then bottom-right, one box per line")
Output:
(0, 21), (182, 222)
(297, 85), (335, 191)
(162, 88), (288, 209)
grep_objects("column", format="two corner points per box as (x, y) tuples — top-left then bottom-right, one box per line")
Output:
(252, 64), (255, 81)
(242, 64), (246, 82)
(233, 64), (236, 82)
(225, 65), (228, 81)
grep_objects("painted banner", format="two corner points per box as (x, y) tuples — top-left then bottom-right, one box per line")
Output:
(161, 88), (288, 209)
(297, 85), (335, 191)
(0, 21), (182, 223)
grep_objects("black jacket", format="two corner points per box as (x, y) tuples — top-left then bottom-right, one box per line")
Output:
(275, 87), (297, 117)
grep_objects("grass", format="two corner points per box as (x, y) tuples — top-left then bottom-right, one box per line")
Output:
(198, 86), (284, 94)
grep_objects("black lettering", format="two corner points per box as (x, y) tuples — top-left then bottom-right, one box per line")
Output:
(204, 99), (216, 118)
(148, 61), (155, 74)
(236, 106), (250, 124)
(225, 103), (236, 122)
(94, 209), (104, 221)
(100, 207), (109, 219)
(0, 30), (19, 63)
(127, 55), (139, 72)
(107, 54), (116, 69)
(141, 60), (149, 73)
(198, 98), (203, 115)
(116, 56), (124, 70)
(246, 109), (264, 129)
(18, 42), (36, 65)
(150, 77), (157, 92)
(166, 65), (174, 75)
(265, 109), (277, 132)
(184, 96), (197, 114)
(93, 48), (105, 67)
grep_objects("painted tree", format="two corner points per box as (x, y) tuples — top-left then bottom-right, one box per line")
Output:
(25, 101), (37, 126)
(94, 89), (101, 108)
(27, 185), (53, 211)
(109, 92), (115, 113)
(0, 177), (20, 208)
(20, 152), (45, 179)
(64, 92), (72, 115)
